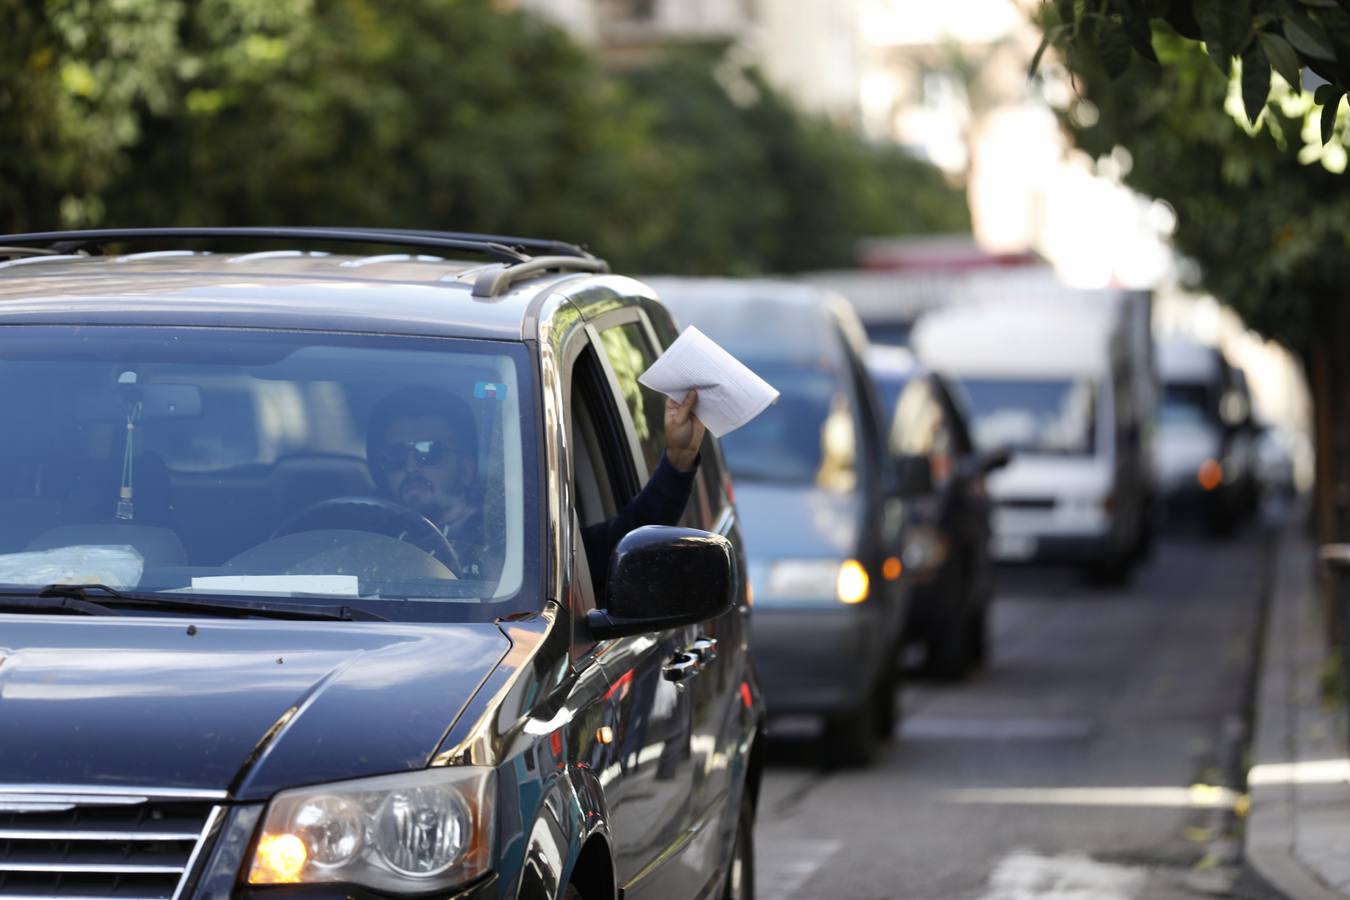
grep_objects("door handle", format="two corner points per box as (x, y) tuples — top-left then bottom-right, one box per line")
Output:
(662, 652), (701, 683)
(689, 637), (718, 664)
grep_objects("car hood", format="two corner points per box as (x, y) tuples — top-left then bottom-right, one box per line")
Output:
(0, 615), (511, 799)
(732, 482), (860, 559)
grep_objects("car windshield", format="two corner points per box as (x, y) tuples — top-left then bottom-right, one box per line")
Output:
(717, 358), (858, 491)
(960, 377), (1096, 455)
(0, 326), (538, 621)
(1161, 381), (1214, 427)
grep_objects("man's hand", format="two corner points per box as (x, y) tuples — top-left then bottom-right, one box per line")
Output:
(665, 389), (706, 473)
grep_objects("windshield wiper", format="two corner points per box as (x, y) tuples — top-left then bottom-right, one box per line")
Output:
(0, 584), (388, 622)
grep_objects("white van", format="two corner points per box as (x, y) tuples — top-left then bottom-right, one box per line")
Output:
(912, 293), (1155, 580)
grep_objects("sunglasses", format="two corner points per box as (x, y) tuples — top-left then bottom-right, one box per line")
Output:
(374, 440), (463, 472)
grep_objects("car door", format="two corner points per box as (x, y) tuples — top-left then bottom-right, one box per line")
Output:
(594, 312), (744, 895)
(564, 332), (701, 899)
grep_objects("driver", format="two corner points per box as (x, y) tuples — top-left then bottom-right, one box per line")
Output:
(366, 385), (706, 588)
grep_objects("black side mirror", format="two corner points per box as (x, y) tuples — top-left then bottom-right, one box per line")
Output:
(586, 526), (734, 640)
(980, 445), (1012, 474)
(894, 454), (934, 498)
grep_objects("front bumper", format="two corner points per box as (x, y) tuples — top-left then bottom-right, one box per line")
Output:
(750, 602), (893, 717)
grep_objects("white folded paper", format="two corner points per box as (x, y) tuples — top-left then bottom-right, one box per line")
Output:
(638, 326), (779, 437)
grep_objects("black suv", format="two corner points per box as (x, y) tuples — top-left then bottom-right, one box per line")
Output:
(0, 229), (764, 900)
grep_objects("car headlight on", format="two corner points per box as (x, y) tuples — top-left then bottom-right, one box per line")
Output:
(761, 558), (869, 605)
(247, 767), (494, 892)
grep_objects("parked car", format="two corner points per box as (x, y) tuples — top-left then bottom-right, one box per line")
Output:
(0, 228), (764, 900)
(912, 291), (1156, 583)
(649, 277), (908, 766)
(867, 345), (1005, 679)
(1155, 336), (1260, 533)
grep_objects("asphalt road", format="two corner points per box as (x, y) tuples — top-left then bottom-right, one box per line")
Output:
(753, 522), (1287, 900)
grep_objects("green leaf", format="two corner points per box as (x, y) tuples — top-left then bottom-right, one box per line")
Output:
(1207, 40), (1233, 76)
(1315, 81), (1342, 103)
(1242, 44), (1272, 124)
(1284, 12), (1337, 59)
(1095, 16), (1136, 76)
(1162, 0), (1204, 41)
(1320, 90), (1343, 141)
(1259, 32), (1304, 84)
(1299, 0), (1338, 8)
(1118, 7), (1161, 61)
(1193, 0), (1228, 51)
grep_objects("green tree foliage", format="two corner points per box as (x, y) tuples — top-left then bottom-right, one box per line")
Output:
(1039, 0), (1350, 142)
(622, 53), (970, 273)
(1062, 32), (1347, 355)
(2, 0), (967, 272)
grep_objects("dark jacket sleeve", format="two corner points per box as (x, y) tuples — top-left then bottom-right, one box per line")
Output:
(582, 452), (698, 597)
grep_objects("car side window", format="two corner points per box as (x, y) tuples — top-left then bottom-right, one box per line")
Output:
(597, 319), (705, 528)
(894, 379), (955, 484)
(569, 346), (636, 528)
(597, 322), (664, 476)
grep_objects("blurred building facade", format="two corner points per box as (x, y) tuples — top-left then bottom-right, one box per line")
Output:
(510, 0), (866, 122)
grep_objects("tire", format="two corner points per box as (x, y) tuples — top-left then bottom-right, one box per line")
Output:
(824, 687), (880, 767)
(872, 665), (899, 740)
(721, 792), (755, 900)
(969, 602), (988, 667)
(927, 571), (975, 680)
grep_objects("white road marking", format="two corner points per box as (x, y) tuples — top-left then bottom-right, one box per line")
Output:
(755, 838), (842, 899)
(902, 716), (1096, 740)
(944, 785), (1242, 809)
(1248, 757), (1350, 786)
(976, 851), (1146, 900)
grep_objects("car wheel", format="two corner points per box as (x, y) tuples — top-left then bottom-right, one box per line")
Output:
(722, 792), (755, 900)
(969, 602), (988, 666)
(824, 687), (880, 767)
(927, 571), (974, 679)
(872, 664), (899, 740)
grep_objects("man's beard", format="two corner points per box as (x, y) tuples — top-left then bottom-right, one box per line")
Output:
(396, 473), (445, 518)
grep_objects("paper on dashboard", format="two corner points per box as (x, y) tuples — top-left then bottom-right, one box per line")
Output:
(638, 326), (779, 437)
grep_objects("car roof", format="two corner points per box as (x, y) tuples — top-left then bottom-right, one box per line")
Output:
(642, 276), (866, 358)
(912, 297), (1122, 379)
(0, 252), (594, 340)
(1157, 336), (1224, 382)
(865, 344), (921, 382)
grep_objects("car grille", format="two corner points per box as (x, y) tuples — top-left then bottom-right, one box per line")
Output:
(0, 788), (223, 900)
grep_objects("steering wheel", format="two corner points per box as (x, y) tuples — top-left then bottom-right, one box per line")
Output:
(270, 496), (462, 575)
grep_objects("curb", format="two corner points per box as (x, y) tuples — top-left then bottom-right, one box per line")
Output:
(1244, 530), (1350, 900)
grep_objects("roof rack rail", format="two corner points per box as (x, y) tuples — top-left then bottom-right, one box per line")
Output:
(471, 256), (610, 298)
(374, 228), (597, 261)
(0, 227), (611, 296)
(0, 227), (541, 263)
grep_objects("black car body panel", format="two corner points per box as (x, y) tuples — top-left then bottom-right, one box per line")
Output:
(0, 617), (510, 795)
(0, 241), (764, 900)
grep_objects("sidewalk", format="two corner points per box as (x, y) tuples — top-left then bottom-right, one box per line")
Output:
(1246, 529), (1350, 900)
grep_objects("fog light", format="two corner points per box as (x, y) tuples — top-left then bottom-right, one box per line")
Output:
(250, 833), (308, 884)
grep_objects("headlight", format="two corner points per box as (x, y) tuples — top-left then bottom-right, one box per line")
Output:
(247, 767), (494, 892)
(760, 558), (869, 604)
